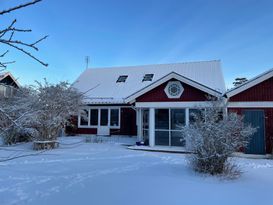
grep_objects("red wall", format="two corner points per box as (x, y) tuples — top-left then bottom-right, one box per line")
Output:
(230, 77), (273, 101)
(228, 108), (273, 154)
(136, 79), (208, 102)
(228, 76), (273, 154)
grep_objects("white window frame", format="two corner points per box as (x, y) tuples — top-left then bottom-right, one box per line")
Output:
(78, 106), (121, 129)
(154, 108), (188, 147)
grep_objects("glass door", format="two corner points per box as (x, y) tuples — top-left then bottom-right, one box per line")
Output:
(97, 109), (109, 135)
(142, 109), (149, 143)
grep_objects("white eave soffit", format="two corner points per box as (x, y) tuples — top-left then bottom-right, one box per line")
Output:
(125, 72), (221, 103)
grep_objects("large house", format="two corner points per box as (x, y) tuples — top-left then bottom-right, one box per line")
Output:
(72, 60), (225, 147)
(72, 60), (273, 155)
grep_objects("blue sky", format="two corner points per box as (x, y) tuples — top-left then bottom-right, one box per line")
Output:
(1, 0), (273, 88)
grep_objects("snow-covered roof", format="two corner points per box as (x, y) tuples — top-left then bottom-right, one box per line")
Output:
(72, 60), (226, 104)
(226, 67), (273, 98)
(0, 72), (20, 88)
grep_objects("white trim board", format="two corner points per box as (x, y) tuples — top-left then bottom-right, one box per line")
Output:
(228, 102), (273, 108)
(125, 72), (222, 103)
(135, 101), (212, 108)
(226, 68), (273, 98)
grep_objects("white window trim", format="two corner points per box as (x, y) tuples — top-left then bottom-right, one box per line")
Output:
(78, 106), (121, 129)
(154, 108), (187, 147)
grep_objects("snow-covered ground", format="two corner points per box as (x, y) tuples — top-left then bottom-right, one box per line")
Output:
(0, 136), (273, 205)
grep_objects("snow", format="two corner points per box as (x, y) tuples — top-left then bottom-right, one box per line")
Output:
(72, 60), (226, 104)
(1, 136), (273, 205)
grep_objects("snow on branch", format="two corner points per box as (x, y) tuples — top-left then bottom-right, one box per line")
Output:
(0, 0), (48, 68)
(0, 0), (42, 15)
(181, 97), (256, 177)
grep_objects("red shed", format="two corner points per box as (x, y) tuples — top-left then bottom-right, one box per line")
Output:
(226, 68), (273, 154)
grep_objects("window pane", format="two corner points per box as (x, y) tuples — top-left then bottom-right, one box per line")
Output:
(142, 109), (149, 129)
(171, 109), (185, 130)
(80, 109), (89, 126)
(90, 109), (98, 126)
(155, 109), (169, 129)
(155, 131), (169, 146)
(189, 109), (203, 123)
(100, 109), (108, 126)
(143, 129), (149, 142)
(171, 131), (185, 146)
(110, 109), (119, 126)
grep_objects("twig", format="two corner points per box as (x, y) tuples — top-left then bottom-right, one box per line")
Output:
(0, 0), (42, 15)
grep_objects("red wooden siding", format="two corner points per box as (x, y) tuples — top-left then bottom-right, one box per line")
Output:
(110, 107), (137, 136)
(230, 77), (273, 101)
(77, 128), (97, 135)
(136, 79), (208, 102)
(228, 108), (273, 154)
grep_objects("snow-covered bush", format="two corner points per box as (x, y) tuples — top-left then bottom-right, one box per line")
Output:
(30, 81), (82, 141)
(0, 81), (82, 145)
(182, 99), (256, 176)
(2, 126), (36, 145)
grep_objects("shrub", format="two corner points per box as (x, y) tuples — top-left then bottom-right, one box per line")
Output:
(182, 99), (256, 176)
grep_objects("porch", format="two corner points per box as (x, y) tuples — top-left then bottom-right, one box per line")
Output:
(135, 102), (208, 148)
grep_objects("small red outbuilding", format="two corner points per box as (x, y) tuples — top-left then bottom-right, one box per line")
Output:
(226, 68), (273, 154)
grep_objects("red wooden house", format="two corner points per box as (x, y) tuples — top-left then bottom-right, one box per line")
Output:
(72, 60), (225, 147)
(226, 68), (273, 154)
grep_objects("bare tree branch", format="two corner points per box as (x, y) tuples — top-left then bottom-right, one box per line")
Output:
(1, 41), (48, 67)
(0, 0), (42, 15)
(0, 1), (48, 67)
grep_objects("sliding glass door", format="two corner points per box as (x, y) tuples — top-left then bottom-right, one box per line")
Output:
(155, 109), (186, 146)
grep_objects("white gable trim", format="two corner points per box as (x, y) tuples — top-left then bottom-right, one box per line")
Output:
(228, 102), (273, 108)
(226, 68), (273, 98)
(125, 72), (221, 103)
(0, 72), (20, 87)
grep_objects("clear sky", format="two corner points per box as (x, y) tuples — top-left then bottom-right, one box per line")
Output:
(1, 0), (273, 88)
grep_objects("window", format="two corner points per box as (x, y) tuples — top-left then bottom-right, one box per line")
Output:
(80, 109), (89, 126)
(116, 75), (128, 83)
(79, 107), (121, 128)
(100, 109), (108, 126)
(171, 109), (185, 130)
(142, 74), (154, 82)
(90, 109), (98, 126)
(110, 109), (119, 126)
(155, 109), (186, 147)
(155, 109), (169, 129)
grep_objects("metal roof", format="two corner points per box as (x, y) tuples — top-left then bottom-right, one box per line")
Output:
(72, 60), (226, 104)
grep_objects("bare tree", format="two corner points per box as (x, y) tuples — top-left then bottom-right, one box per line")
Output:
(0, 0), (48, 70)
(181, 98), (256, 177)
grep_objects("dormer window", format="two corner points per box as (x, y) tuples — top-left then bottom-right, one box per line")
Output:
(142, 74), (154, 82)
(116, 75), (128, 83)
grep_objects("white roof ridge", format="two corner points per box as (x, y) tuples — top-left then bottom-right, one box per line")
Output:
(86, 59), (221, 70)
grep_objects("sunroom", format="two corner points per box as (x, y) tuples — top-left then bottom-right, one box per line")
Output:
(136, 105), (204, 147)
